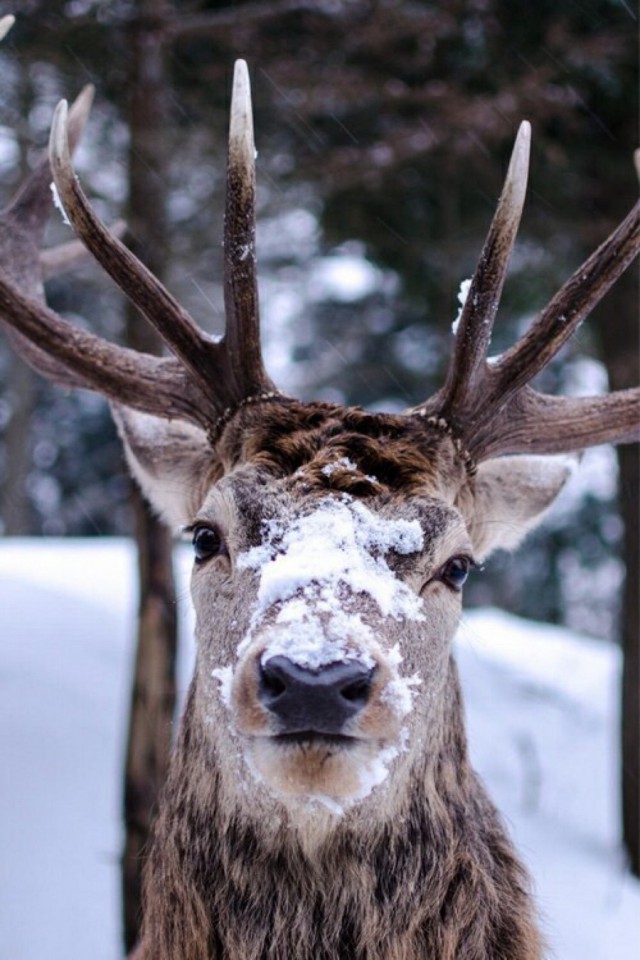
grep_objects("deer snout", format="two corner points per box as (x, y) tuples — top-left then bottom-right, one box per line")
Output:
(258, 656), (376, 736)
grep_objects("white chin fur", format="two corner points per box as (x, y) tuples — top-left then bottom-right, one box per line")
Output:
(244, 735), (402, 810)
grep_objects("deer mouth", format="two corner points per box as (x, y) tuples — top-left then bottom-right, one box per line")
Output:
(271, 731), (359, 748)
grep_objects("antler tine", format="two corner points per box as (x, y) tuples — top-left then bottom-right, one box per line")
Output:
(67, 83), (95, 151)
(3, 68), (279, 446)
(49, 86), (275, 420)
(3, 85), (94, 248)
(409, 132), (640, 463)
(474, 385), (640, 459)
(436, 122), (531, 417)
(49, 99), (216, 391)
(456, 200), (640, 461)
(488, 200), (640, 407)
(0, 271), (208, 423)
(0, 83), (212, 429)
(0, 12), (204, 426)
(0, 14), (14, 42)
(223, 59), (275, 397)
(0, 84), (106, 386)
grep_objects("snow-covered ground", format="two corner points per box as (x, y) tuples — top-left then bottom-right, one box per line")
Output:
(0, 539), (638, 959)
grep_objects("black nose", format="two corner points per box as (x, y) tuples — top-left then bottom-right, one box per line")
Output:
(258, 655), (375, 735)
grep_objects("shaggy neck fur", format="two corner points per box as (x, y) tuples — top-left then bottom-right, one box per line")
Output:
(138, 661), (542, 960)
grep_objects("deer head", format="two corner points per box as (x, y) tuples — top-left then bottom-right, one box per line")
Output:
(0, 62), (638, 830)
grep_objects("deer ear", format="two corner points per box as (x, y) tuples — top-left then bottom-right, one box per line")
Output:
(468, 455), (577, 561)
(111, 405), (220, 529)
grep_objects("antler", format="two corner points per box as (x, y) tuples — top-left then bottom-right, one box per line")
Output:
(0, 59), (276, 436)
(0, 14), (14, 42)
(1, 57), (637, 461)
(411, 127), (640, 461)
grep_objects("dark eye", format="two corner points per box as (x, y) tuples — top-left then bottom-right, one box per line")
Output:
(439, 555), (473, 591)
(191, 524), (224, 564)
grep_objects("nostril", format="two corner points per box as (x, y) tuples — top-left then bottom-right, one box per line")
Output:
(258, 662), (287, 702)
(340, 677), (372, 706)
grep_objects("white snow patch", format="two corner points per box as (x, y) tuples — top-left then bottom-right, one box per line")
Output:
(321, 457), (358, 477)
(264, 607), (377, 670)
(237, 498), (425, 667)
(452, 276), (472, 334)
(50, 181), (70, 225)
(386, 643), (403, 668)
(351, 742), (400, 800)
(275, 597), (309, 624)
(320, 457), (379, 485)
(212, 666), (233, 708)
(381, 672), (422, 718)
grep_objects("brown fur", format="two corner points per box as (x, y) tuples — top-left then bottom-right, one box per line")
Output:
(138, 664), (542, 960)
(126, 403), (559, 960)
(222, 399), (465, 498)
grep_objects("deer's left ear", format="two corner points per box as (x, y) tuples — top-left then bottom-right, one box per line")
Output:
(111, 405), (221, 529)
(468, 455), (577, 560)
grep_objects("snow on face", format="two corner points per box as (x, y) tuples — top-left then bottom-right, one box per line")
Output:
(320, 456), (379, 485)
(208, 496), (427, 805)
(236, 496), (424, 692)
(211, 665), (233, 707)
(320, 457), (358, 477)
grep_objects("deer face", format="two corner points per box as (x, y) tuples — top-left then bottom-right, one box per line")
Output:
(191, 476), (470, 809)
(117, 402), (574, 819)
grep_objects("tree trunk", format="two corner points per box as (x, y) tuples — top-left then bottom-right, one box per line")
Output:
(1, 73), (37, 535)
(619, 441), (639, 878)
(122, 490), (177, 948)
(122, 2), (178, 950)
(597, 265), (640, 879)
(0, 357), (35, 533)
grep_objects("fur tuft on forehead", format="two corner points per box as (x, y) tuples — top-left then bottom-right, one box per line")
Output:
(218, 398), (469, 497)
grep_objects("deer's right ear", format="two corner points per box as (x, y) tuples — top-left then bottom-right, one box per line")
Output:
(111, 405), (220, 529)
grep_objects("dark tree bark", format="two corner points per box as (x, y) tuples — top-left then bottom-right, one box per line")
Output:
(1, 72), (37, 535)
(619, 440), (639, 878)
(121, 1), (178, 950)
(1, 357), (35, 533)
(597, 266), (640, 879)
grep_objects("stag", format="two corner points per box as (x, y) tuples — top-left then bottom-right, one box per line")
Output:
(1, 60), (638, 960)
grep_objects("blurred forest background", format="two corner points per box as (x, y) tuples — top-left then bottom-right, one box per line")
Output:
(0, 0), (637, 942)
(0, 0), (636, 638)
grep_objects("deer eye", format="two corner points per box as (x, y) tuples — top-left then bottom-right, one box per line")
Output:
(439, 555), (473, 591)
(191, 525), (225, 564)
